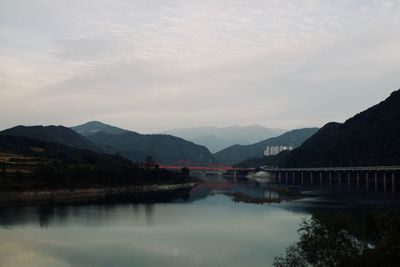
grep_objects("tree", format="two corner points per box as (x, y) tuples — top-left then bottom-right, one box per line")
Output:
(274, 244), (308, 267)
(274, 210), (400, 267)
(274, 213), (363, 267)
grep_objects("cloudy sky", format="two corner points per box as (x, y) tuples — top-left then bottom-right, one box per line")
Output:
(1, 0), (399, 133)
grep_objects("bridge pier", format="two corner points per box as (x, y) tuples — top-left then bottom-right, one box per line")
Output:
(260, 167), (398, 194)
(384, 173), (387, 193)
(347, 172), (351, 187)
(320, 172), (322, 186)
(392, 172), (395, 194)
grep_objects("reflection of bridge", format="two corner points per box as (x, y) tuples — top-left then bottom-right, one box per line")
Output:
(159, 165), (251, 171)
(263, 166), (400, 193)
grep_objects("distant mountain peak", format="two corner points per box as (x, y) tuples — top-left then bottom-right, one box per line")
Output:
(72, 121), (128, 136)
(164, 125), (288, 152)
(83, 120), (105, 125)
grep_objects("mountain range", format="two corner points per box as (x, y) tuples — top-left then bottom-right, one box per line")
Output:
(214, 128), (319, 165)
(0, 121), (320, 166)
(1, 89), (398, 169)
(1, 122), (216, 165)
(164, 125), (287, 153)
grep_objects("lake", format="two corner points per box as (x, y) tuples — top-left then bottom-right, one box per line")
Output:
(1, 175), (399, 267)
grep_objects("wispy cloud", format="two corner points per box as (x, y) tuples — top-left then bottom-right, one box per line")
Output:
(0, 0), (399, 132)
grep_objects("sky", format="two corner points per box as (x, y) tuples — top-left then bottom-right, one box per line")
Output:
(1, 0), (399, 133)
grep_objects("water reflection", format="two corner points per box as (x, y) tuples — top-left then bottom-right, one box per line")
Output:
(1, 176), (400, 229)
(0, 188), (196, 227)
(1, 176), (400, 267)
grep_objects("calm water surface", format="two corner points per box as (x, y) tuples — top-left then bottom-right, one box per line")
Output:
(1, 176), (399, 267)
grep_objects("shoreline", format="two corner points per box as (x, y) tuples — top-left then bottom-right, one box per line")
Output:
(0, 182), (200, 204)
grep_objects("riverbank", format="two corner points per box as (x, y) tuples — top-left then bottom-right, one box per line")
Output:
(0, 182), (200, 204)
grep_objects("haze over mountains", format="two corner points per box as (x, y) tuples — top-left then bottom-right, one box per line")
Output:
(164, 125), (287, 153)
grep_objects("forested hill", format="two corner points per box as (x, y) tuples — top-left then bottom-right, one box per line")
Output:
(0, 135), (192, 191)
(0, 125), (100, 152)
(72, 121), (215, 165)
(0, 122), (216, 165)
(214, 128), (318, 165)
(85, 130), (215, 165)
(272, 89), (400, 167)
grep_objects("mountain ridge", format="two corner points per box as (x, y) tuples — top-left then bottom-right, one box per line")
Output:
(72, 121), (127, 136)
(263, 89), (400, 167)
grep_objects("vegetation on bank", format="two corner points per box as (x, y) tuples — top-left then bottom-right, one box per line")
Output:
(274, 209), (400, 267)
(0, 135), (196, 192)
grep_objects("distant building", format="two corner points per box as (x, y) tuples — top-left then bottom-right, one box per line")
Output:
(264, 145), (293, 156)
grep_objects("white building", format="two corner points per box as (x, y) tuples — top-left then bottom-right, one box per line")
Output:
(264, 145), (293, 156)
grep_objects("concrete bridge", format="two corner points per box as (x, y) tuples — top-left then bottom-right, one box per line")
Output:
(263, 166), (400, 193)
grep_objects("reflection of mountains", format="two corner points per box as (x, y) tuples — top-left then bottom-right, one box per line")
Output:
(0, 189), (193, 228)
(0, 202), (157, 228)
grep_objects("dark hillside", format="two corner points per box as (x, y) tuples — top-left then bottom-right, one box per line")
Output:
(278, 89), (400, 167)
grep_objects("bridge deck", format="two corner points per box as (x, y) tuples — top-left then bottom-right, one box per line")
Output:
(263, 166), (400, 172)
